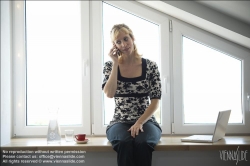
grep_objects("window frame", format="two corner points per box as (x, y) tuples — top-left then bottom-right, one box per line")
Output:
(172, 18), (250, 134)
(13, 1), (91, 136)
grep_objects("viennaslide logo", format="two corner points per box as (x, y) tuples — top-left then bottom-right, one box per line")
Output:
(219, 146), (248, 165)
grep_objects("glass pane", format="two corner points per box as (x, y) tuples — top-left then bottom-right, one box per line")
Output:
(26, 1), (82, 126)
(102, 2), (161, 125)
(182, 36), (242, 124)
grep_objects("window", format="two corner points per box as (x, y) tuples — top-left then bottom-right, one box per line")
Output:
(13, 1), (90, 136)
(182, 36), (242, 124)
(26, 1), (82, 126)
(173, 19), (250, 134)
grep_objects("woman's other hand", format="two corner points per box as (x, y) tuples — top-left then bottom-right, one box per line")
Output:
(128, 122), (144, 138)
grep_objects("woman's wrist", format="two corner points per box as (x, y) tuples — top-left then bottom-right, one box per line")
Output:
(112, 62), (119, 67)
(135, 120), (144, 125)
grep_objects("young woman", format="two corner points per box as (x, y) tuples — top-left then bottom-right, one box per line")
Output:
(102, 24), (162, 166)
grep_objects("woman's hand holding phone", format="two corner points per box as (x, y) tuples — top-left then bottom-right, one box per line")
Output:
(109, 44), (120, 64)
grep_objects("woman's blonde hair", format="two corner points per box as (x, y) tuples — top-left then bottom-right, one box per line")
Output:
(110, 24), (141, 64)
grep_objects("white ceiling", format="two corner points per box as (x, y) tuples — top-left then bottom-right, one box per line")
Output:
(138, 1), (250, 49)
(197, 1), (250, 25)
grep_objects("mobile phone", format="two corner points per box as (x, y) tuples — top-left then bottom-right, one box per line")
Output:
(113, 43), (121, 56)
(116, 48), (121, 56)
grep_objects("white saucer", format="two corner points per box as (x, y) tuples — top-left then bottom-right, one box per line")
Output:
(74, 139), (89, 144)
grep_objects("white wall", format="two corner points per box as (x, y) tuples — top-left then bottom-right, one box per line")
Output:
(1, 1), (12, 146)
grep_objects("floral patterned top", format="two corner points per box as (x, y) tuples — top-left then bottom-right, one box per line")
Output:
(102, 58), (162, 131)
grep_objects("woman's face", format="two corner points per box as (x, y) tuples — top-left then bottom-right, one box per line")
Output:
(114, 31), (134, 56)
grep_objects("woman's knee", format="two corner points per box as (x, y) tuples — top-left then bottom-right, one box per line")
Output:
(106, 123), (131, 141)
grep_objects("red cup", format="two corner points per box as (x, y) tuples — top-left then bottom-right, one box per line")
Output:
(74, 134), (86, 141)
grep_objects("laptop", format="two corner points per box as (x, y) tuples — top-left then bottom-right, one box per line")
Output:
(181, 110), (231, 143)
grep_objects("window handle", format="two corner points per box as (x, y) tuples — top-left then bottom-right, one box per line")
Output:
(247, 93), (250, 112)
(163, 76), (168, 94)
(83, 59), (88, 76)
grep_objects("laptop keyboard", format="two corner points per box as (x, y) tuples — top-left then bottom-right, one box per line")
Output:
(196, 135), (213, 140)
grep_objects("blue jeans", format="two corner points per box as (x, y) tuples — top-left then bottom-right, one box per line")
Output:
(106, 121), (161, 166)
